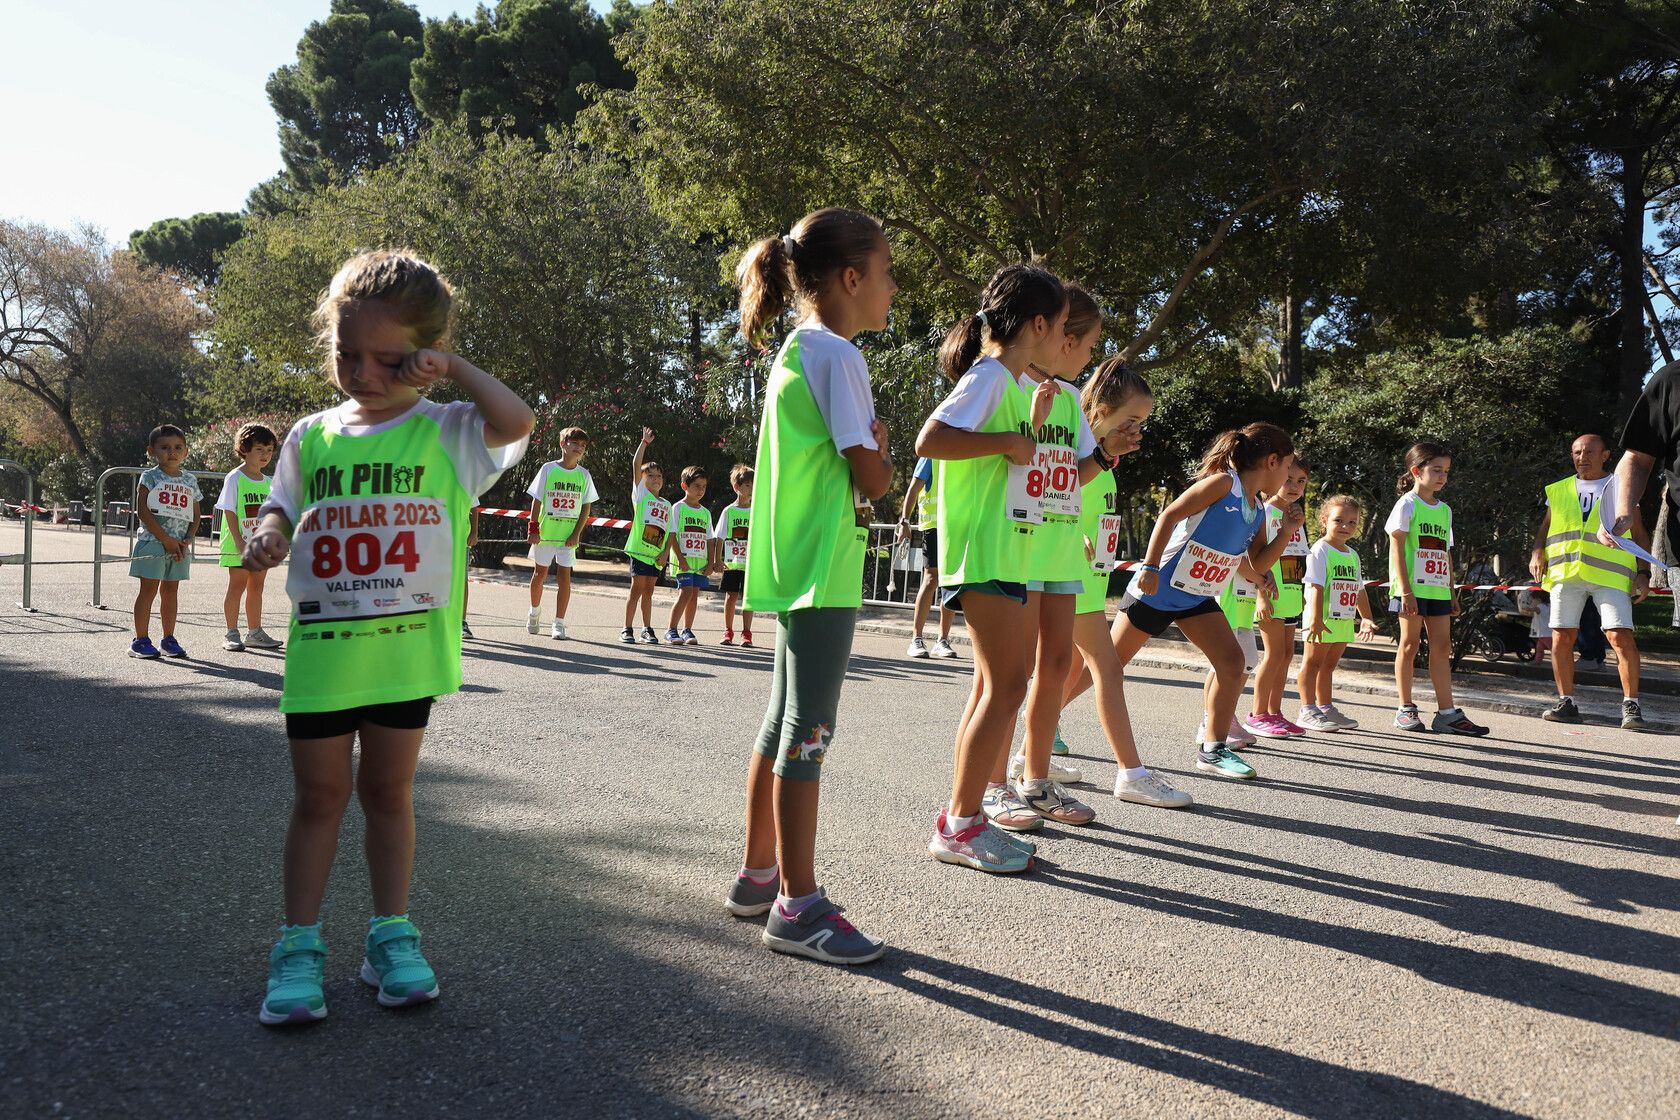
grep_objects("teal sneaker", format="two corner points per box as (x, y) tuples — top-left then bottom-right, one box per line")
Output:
(1195, 744), (1258, 780)
(1051, 727), (1072, 757)
(259, 924), (328, 1026)
(359, 916), (440, 1007)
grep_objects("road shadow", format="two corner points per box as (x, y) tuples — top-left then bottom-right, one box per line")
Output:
(868, 949), (1529, 1119)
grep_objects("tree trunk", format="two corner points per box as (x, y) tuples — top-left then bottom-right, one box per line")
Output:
(1275, 286), (1304, 391)
(1644, 288), (1675, 365)
(688, 309), (702, 370)
(1618, 144), (1649, 406)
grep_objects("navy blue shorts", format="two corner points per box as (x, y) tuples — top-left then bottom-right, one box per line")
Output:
(677, 572), (710, 590)
(629, 558), (661, 579)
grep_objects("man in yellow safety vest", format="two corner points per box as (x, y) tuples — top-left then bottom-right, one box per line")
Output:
(1529, 433), (1653, 730)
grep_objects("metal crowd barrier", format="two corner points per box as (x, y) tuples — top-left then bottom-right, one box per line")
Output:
(91, 466), (226, 609)
(863, 522), (932, 607)
(0, 459), (37, 610)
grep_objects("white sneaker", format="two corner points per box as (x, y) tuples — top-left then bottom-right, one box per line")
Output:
(222, 628), (244, 652)
(551, 619), (567, 640)
(527, 610), (541, 635)
(1296, 708), (1341, 733)
(244, 628), (282, 649)
(1320, 704), (1359, 729)
(907, 636), (929, 659)
(930, 638), (958, 659)
(1113, 769), (1195, 809)
(1007, 751), (1083, 785)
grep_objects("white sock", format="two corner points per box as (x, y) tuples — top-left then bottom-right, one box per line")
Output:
(528, 606), (539, 615)
(1624, 695), (1637, 703)
(1121, 765), (1148, 781)
(776, 889), (823, 918)
(943, 810), (981, 836)
(1560, 694), (1573, 702)
(1201, 740), (1224, 752)
(739, 864), (778, 885)
(1302, 704), (1322, 715)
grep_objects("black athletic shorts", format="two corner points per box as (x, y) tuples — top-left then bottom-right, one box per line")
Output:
(1389, 597), (1453, 617)
(1122, 596), (1223, 637)
(286, 698), (435, 740)
(720, 568), (745, 595)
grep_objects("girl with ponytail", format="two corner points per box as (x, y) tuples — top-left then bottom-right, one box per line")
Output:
(1047, 357), (1196, 810)
(1101, 422), (1298, 781)
(917, 263), (1068, 875)
(727, 207), (898, 965)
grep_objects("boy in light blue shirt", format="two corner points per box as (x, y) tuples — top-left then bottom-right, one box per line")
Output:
(130, 423), (202, 659)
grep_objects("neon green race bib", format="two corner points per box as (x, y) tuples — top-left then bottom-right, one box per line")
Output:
(281, 412), (473, 713)
(220, 471), (271, 568)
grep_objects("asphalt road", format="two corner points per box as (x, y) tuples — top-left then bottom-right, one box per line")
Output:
(3, 523), (1677, 1119)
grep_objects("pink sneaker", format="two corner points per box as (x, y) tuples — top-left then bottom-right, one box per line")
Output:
(1273, 712), (1307, 737)
(1226, 717), (1256, 747)
(1242, 713), (1290, 740)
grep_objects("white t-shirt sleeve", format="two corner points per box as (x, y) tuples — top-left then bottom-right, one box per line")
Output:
(1304, 541), (1331, 588)
(581, 468), (599, 505)
(525, 463), (552, 501)
(632, 481), (649, 505)
(262, 417), (313, 524)
(931, 359), (1009, 432)
(710, 504), (730, 540)
(1384, 494), (1413, 537)
(1073, 388), (1096, 457)
(214, 468), (243, 513)
(799, 328), (878, 453)
(431, 399), (529, 498)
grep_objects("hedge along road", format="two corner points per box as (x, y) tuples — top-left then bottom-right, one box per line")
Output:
(2, 521), (1677, 1120)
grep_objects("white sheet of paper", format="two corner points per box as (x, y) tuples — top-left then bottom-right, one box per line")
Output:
(1607, 533), (1667, 570)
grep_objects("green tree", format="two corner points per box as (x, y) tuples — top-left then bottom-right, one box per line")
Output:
(1533, 0), (1680, 404)
(0, 222), (205, 470)
(592, 0), (1544, 373)
(209, 126), (723, 512)
(411, 0), (625, 143)
(129, 212), (245, 287)
(266, 0), (427, 191)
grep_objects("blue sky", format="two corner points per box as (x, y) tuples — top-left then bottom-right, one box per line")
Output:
(0, 1), (604, 243)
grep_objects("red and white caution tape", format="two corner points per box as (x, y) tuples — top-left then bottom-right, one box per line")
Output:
(475, 507), (632, 529)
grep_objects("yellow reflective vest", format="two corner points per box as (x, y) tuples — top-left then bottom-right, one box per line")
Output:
(1542, 475), (1634, 593)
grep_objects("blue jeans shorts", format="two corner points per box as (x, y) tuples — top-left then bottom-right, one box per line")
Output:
(940, 580), (1029, 612)
(677, 572), (711, 590)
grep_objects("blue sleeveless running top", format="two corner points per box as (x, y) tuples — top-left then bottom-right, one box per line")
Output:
(1138, 471), (1262, 612)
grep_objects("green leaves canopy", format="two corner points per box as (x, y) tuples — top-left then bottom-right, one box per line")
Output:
(412, 0), (626, 143)
(592, 0), (1542, 368)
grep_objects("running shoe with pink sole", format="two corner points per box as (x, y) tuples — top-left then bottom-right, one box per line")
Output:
(1242, 713), (1290, 739)
(1272, 712), (1307, 737)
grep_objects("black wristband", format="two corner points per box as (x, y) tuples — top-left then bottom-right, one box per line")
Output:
(1092, 446), (1115, 471)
